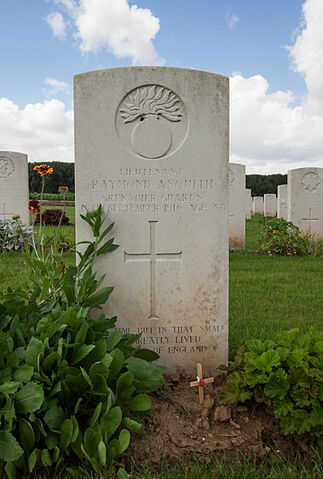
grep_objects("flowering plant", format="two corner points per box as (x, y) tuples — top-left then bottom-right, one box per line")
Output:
(28, 199), (41, 214)
(33, 164), (53, 176)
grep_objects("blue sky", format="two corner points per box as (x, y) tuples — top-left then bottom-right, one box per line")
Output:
(0, 0), (322, 173)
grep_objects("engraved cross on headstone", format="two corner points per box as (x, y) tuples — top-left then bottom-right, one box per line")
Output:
(124, 220), (182, 320)
(302, 208), (319, 233)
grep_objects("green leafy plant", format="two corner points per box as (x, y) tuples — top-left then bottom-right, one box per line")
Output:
(259, 218), (311, 256)
(0, 205), (165, 478)
(219, 328), (323, 440)
(0, 219), (33, 252)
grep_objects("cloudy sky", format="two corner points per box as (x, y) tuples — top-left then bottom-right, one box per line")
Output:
(0, 0), (322, 174)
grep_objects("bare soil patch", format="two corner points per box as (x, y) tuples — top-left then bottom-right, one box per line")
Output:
(127, 372), (310, 468)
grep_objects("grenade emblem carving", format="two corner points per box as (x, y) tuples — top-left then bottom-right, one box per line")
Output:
(117, 85), (187, 160)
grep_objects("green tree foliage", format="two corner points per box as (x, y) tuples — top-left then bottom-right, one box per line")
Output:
(246, 174), (287, 196)
(29, 162), (75, 194)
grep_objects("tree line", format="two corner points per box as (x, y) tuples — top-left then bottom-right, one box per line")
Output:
(246, 174), (287, 196)
(29, 162), (287, 197)
(29, 162), (75, 193)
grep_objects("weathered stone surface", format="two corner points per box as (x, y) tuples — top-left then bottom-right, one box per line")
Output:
(277, 184), (288, 220)
(0, 151), (29, 225)
(245, 188), (252, 220)
(264, 194), (277, 217)
(74, 67), (229, 375)
(252, 196), (264, 215)
(288, 167), (323, 237)
(228, 163), (246, 249)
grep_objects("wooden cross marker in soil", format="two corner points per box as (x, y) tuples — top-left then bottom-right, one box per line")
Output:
(190, 363), (214, 404)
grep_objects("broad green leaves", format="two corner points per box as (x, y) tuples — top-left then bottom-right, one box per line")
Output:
(0, 432), (24, 462)
(0, 206), (165, 478)
(220, 328), (323, 438)
(15, 383), (44, 414)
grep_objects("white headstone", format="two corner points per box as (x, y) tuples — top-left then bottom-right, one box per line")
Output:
(0, 151), (29, 225)
(245, 188), (252, 220)
(288, 168), (323, 237)
(277, 185), (288, 220)
(74, 67), (229, 375)
(228, 163), (246, 249)
(264, 193), (277, 217)
(253, 196), (264, 215)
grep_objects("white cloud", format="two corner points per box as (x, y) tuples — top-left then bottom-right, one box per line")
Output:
(2, 0), (323, 174)
(288, 0), (323, 114)
(230, 0), (323, 174)
(0, 98), (74, 163)
(227, 13), (240, 30)
(46, 11), (67, 39)
(230, 74), (323, 174)
(52, 0), (164, 65)
(44, 78), (70, 97)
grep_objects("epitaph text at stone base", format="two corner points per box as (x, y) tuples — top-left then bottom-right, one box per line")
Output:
(74, 67), (229, 375)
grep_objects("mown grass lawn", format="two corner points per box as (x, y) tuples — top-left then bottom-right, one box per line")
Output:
(0, 212), (322, 478)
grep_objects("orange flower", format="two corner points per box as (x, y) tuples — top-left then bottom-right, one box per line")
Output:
(33, 164), (54, 176)
(29, 200), (41, 214)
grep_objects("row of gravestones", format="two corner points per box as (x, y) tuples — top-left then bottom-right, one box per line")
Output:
(251, 169), (323, 236)
(1, 68), (323, 376)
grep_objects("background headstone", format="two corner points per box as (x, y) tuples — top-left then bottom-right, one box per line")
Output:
(252, 196), (264, 215)
(228, 163), (246, 249)
(277, 185), (288, 220)
(245, 188), (252, 220)
(74, 67), (229, 375)
(288, 167), (323, 237)
(0, 151), (29, 225)
(264, 193), (277, 217)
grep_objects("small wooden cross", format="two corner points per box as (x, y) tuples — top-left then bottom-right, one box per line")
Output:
(190, 363), (214, 404)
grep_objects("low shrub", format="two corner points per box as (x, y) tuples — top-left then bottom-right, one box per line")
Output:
(35, 209), (71, 226)
(0, 220), (32, 252)
(0, 205), (165, 478)
(259, 218), (311, 256)
(30, 192), (75, 201)
(220, 328), (323, 441)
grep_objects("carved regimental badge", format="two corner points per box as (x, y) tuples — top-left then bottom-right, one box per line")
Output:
(301, 172), (321, 192)
(0, 157), (15, 178)
(116, 85), (188, 159)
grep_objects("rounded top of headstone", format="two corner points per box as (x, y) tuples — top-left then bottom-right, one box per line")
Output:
(287, 167), (323, 175)
(0, 151), (27, 158)
(74, 66), (229, 83)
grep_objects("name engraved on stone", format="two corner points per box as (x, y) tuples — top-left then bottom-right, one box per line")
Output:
(89, 175), (220, 215)
(302, 172), (320, 192)
(301, 208), (320, 233)
(124, 220), (182, 320)
(0, 157), (15, 178)
(116, 85), (188, 160)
